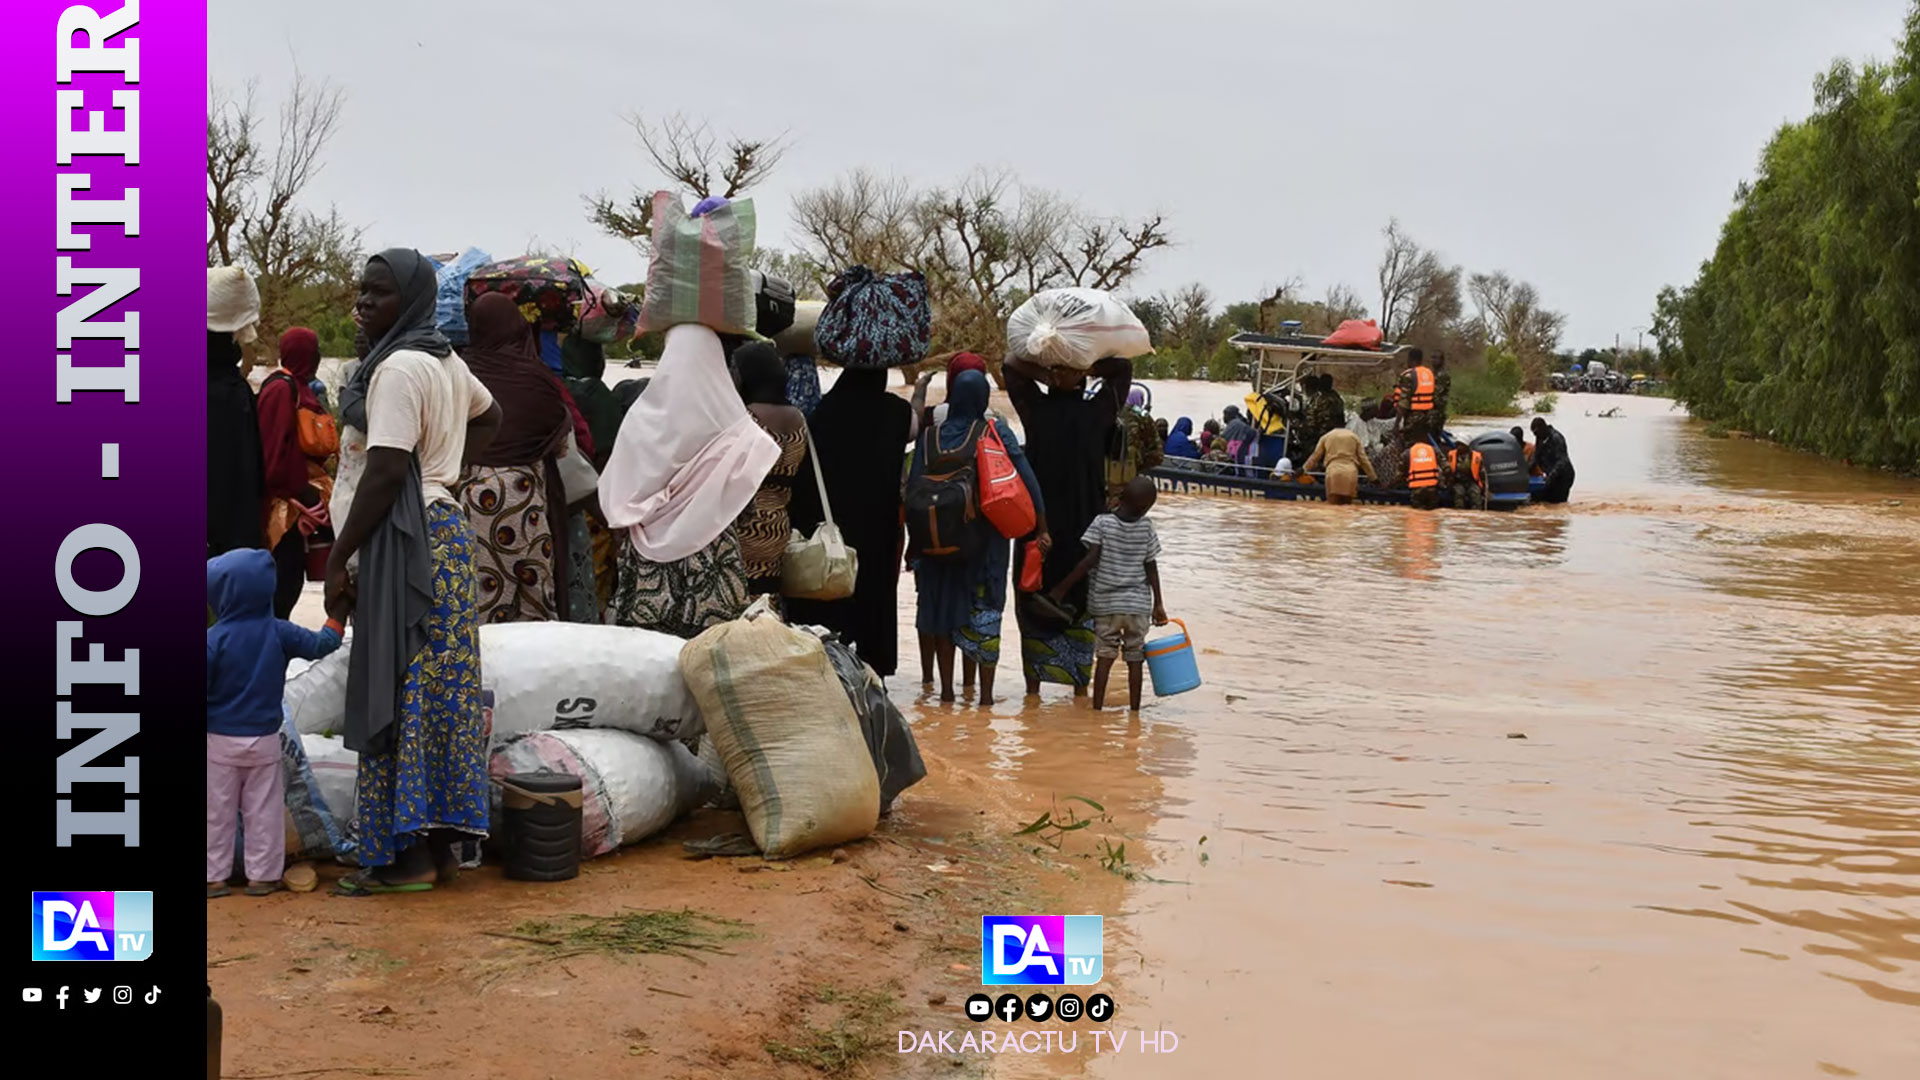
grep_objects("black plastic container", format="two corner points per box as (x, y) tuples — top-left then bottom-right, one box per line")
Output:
(499, 772), (583, 882)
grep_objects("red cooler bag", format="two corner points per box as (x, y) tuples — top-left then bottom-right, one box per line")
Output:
(976, 422), (1035, 538)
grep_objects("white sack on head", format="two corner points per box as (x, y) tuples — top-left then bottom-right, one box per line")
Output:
(1005, 288), (1151, 370)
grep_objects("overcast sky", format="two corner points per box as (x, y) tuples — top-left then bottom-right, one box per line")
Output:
(209, 0), (1911, 348)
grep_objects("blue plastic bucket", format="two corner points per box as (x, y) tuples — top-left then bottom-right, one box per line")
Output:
(1144, 618), (1201, 696)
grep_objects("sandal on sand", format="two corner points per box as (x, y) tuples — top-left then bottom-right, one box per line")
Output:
(207, 883), (231, 900)
(244, 880), (285, 897)
(331, 872), (433, 897)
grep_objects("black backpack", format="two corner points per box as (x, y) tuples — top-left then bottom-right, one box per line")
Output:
(905, 422), (984, 564)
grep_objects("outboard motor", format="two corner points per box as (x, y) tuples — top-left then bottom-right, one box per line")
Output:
(1470, 432), (1531, 501)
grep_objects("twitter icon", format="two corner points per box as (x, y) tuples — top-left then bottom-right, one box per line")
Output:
(82, 988), (101, 1004)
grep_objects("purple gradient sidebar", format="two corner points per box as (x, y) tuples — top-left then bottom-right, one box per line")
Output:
(0, 2), (206, 1059)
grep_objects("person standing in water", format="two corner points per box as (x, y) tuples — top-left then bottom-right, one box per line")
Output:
(908, 369), (1048, 705)
(1530, 417), (1576, 503)
(1049, 477), (1167, 711)
(1005, 355), (1132, 697)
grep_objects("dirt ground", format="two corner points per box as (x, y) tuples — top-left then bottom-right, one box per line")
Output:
(209, 739), (1112, 1080)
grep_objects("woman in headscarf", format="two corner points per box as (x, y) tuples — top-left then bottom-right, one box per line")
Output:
(599, 325), (779, 638)
(730, 341), (809, 600)
(326, 249), (503, 895)
(208, 267), (266, 559)
(1199, 418), (1220, 456)
(454, 293), (575, 623)
(923, 352), (986, 429)
(256, 327), (338, 617)
(1164, 417), (1201, 459)
(910, 370), (1047, 704)
(786, 366), (918, 677)
(1003, 355), (1132, 696)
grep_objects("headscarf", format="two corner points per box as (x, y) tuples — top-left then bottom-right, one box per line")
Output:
(940, 369), (991, 444)
(461, 293), (571, 467)
(733, 341), (790, 406)
(1165, 417), (1200, 459)
(208, 266), (261, 345)
(1127, 386), (1146, 409)
(277, 328), (323, 412)
(336, 248), (444, 757)
(337, 249), (451, 434)
(598, 324), (781, 562)
(946, 352), (987, 388)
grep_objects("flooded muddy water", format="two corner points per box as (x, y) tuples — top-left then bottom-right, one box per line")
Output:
(890, 385), (1919, 1079)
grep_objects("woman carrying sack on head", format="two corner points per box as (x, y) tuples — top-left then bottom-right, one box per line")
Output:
(599, 325), (779, 637)
(257, 327), (338, 618)
(909, 369), (1047, 705)
(1003, 354), (1132, 696)
(454, 292), (577, 623)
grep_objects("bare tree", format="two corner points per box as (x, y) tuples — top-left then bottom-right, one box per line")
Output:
(1469, 270), (1566, 386)
(1319, 283), (1368, 328)
(587, 113), (789, 248)
(1158, 283), (1217, 355)
(789, 168), (926, 273)
(207, 72), (362, 364)
(1375, 218), (1459, 342)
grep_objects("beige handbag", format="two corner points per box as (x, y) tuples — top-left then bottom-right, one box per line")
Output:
(782, 425), (858, 600)
(554, 430), (600, 508)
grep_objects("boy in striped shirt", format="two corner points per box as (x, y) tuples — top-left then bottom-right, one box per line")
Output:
(1050, 477), (1169, 711)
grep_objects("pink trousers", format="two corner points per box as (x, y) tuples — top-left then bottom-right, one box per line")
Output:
(207, 733), (285, 884)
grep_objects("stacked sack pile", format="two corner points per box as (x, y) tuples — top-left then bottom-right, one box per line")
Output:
(282, 192), (925, 872)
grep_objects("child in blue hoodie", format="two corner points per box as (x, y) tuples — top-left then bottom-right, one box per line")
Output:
(207, 549), (351, 898)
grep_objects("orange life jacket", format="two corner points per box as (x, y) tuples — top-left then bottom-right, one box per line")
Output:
(1448, 447), (1483, 485)
(1394, 366), (1436, 412)
(1407, 442), (1441, 489)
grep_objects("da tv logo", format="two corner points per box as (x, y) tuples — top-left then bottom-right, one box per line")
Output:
(31, 892), (153, 961)
(981, 916), (1102, 985)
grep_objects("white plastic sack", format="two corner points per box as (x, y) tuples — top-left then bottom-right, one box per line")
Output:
(680, 602), (880, 859)
(480, 623), (703, 745)
(286, 645), (352, 737)
(1005, 287), (1152, 370)
(284, 624), (703, 746)
(301, 734), (359, 834)
(490, 729), (714, 858)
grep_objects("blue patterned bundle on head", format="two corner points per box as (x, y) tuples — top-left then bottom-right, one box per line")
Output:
(814, 266), (931, 369)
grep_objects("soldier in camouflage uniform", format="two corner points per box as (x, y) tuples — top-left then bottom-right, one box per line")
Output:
(1447, 441), (1487, 511)
(1394, 347), (1441, 443)
(1431, 353), (1452, 434)
(1299, 374), (1347, 459)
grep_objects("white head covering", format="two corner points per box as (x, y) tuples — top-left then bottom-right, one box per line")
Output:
(597, 324), (780, 563)
(208, 266), (261, 345)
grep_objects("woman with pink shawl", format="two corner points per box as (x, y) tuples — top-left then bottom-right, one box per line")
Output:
(598, 324), (781, 636)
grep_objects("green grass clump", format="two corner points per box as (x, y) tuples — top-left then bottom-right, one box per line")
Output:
(512, 908), (749, 962)
(764, 985), (903, 1074)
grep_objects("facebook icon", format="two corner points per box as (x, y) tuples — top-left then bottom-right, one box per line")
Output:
(981, 916), (1103, 986)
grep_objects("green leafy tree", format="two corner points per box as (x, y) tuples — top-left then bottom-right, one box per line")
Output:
(1657, 3), (1920, 470)
(1206, 339), (1243, 382)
